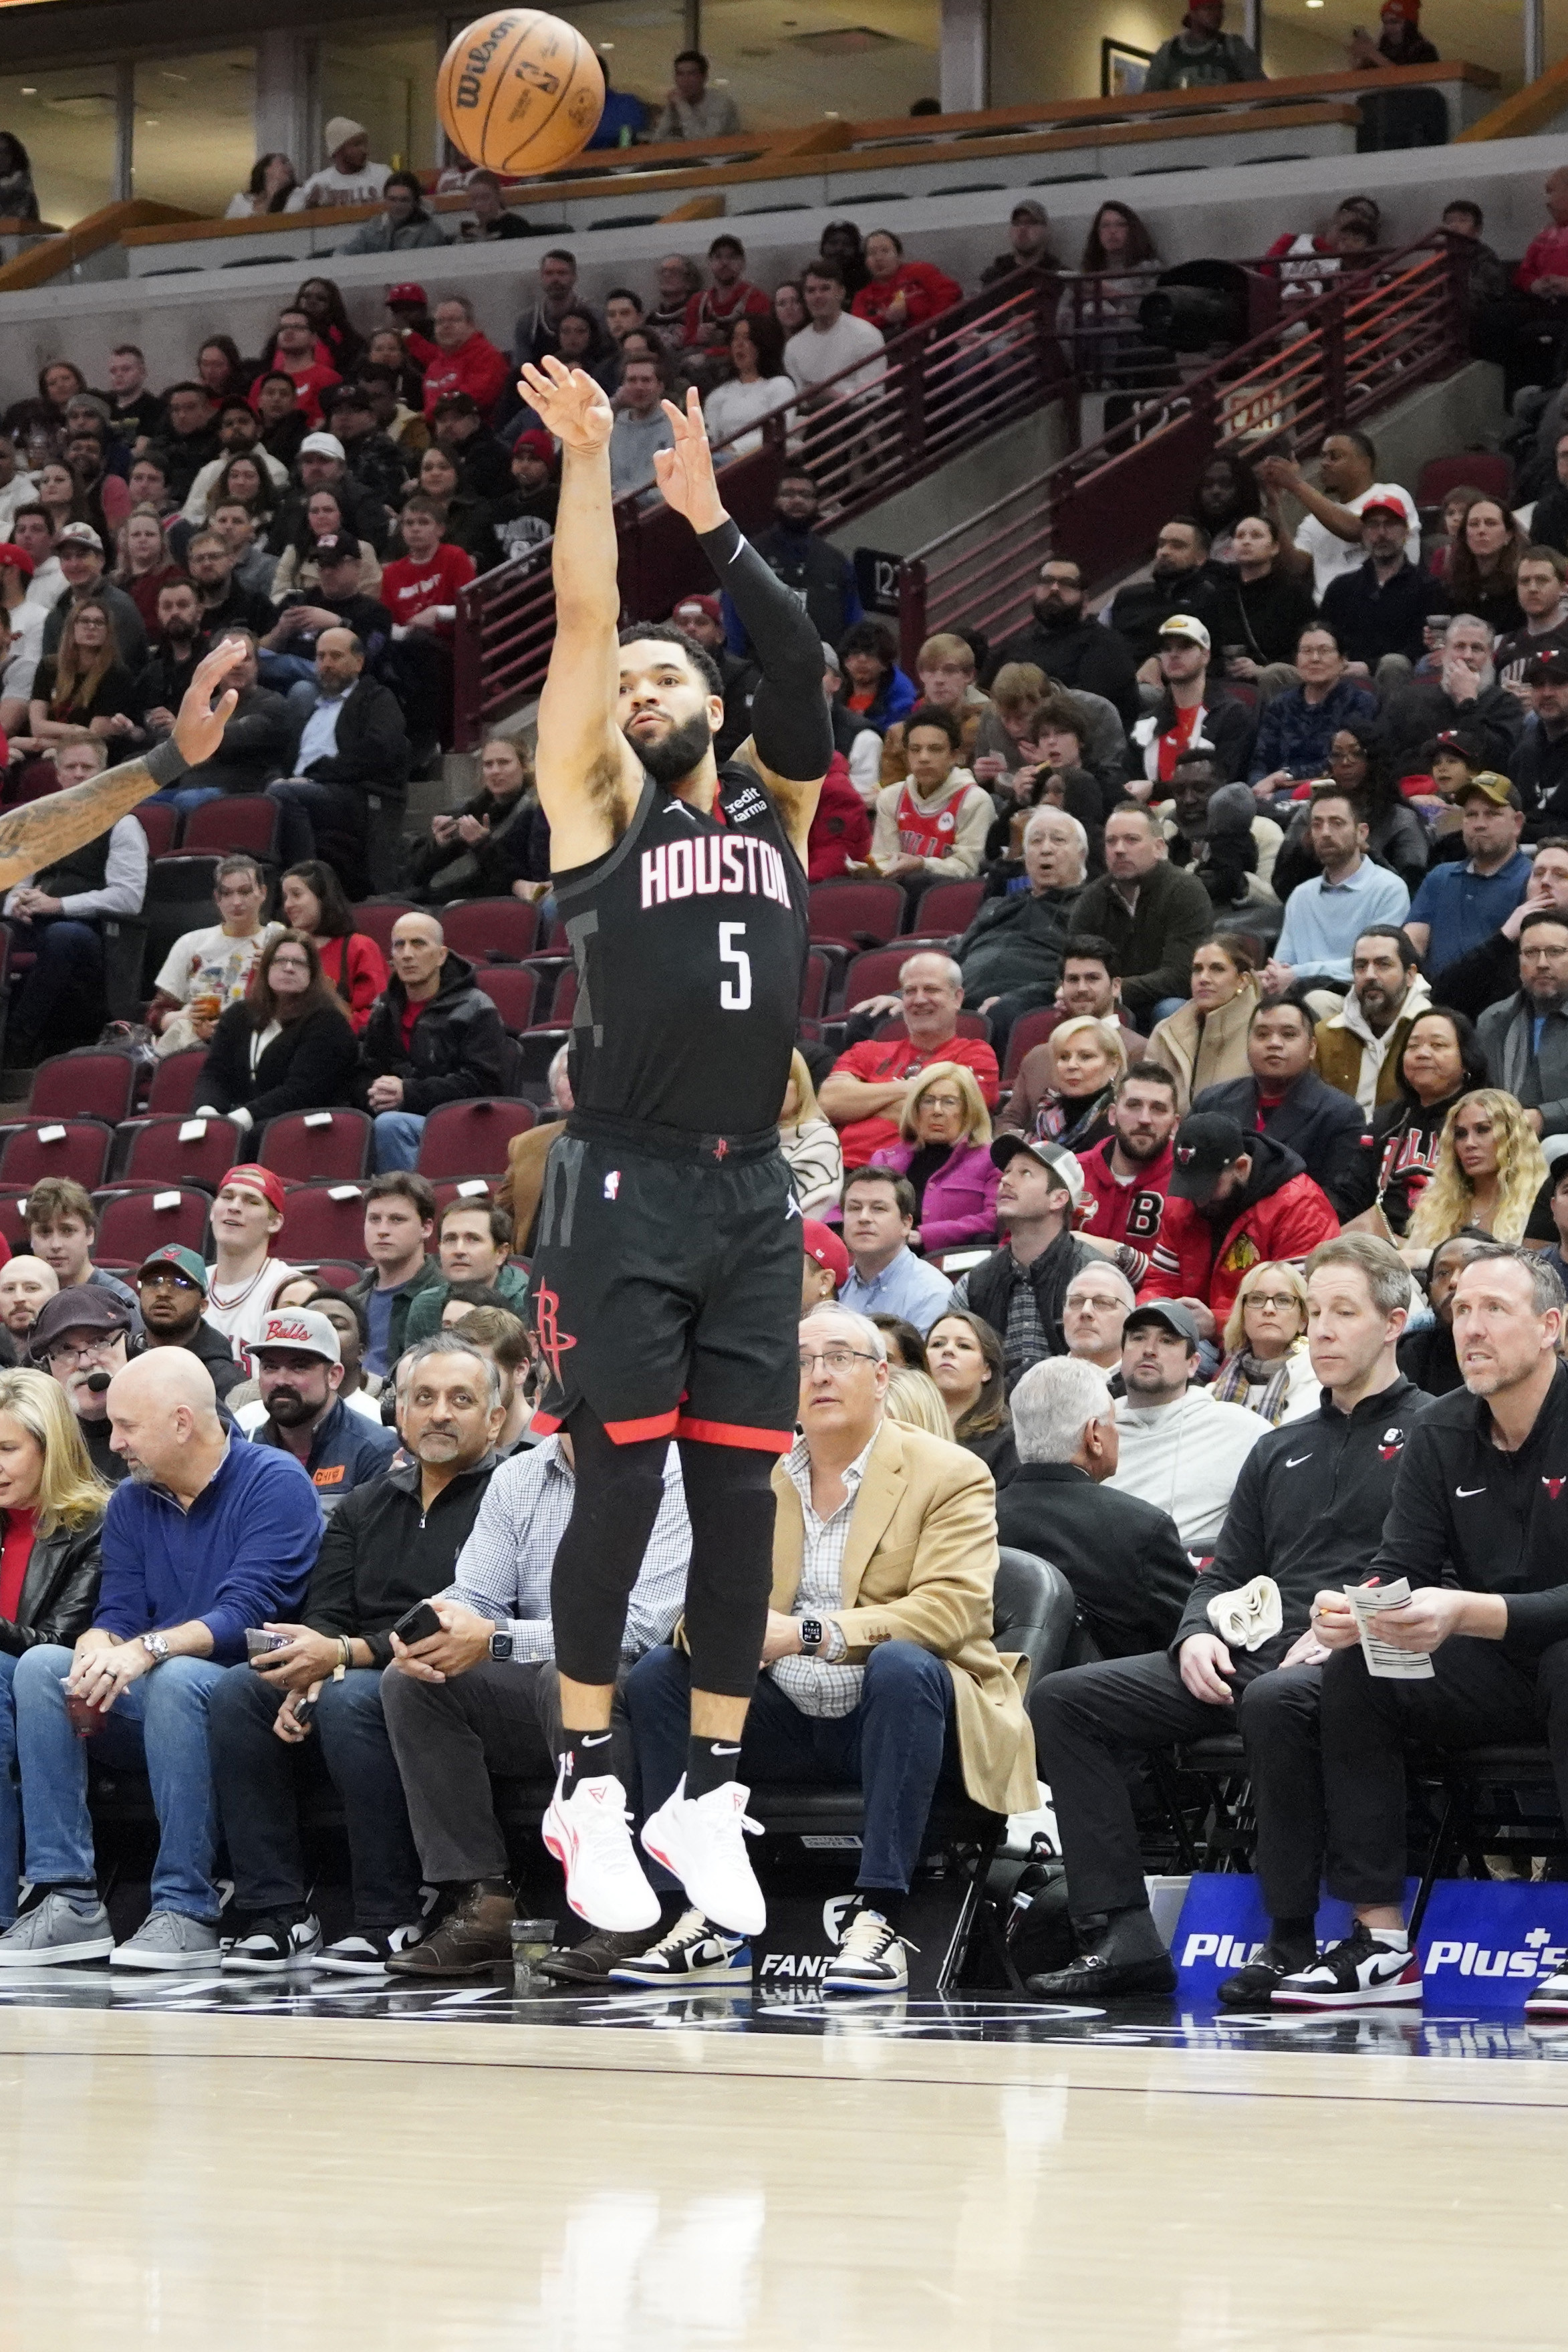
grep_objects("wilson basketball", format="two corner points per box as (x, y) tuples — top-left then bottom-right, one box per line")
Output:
(437, 9), (605, 178)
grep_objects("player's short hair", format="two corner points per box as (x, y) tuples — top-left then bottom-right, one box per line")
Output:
(616, 621), (724, 700)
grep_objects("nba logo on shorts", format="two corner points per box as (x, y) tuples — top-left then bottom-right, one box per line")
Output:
(603, 1170), (621, 1201)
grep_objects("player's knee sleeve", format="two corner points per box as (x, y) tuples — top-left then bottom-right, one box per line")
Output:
(678, 1439), (779, 1700)
(551, 1409), (669, 1687)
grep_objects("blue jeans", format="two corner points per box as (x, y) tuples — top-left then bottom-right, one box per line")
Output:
(209, 1663), (422, 1927)
(626, 1639), (960, 1895)
(13, 1645), (226, 1921)
(372, 1110), (426, 1172)
(144, 782), (225, 816)
(0, 1650), (19, 1925)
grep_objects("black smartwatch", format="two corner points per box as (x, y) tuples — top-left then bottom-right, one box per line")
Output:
(798, 1615), (825, 1654)
(489, 1629), (515, 1663)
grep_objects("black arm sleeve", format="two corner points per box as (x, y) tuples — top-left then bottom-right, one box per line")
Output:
(697, 518), (832, 781)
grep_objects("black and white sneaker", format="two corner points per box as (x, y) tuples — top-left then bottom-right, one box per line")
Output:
(1272, 1923), (1421, 2008)
(607, 1907), (752, 1986)
(1217, 1941), (1316, 2010)
(1525, 1963), (1568, 2017)
(822, 1907), (910, 1995)
(313, 1925), (426, 1977)
(220, 1913), (323, 1976)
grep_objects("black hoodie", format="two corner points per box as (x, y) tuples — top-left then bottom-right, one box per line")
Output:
(354, 947), (508, 1115)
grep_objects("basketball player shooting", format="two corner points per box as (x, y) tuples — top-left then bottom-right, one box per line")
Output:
(517, 355), (829, 1944)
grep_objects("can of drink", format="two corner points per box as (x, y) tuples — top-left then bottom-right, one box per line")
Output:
(510, 1917), (558, 1989)
(245, 1629), (289, 1660)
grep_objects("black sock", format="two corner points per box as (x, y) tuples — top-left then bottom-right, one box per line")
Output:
(686, 1735), (744, 1799)
(854, 1887), (905, 1931)
(559, 1730), (616, 1797)
(1272, 1915), (1317, 1960)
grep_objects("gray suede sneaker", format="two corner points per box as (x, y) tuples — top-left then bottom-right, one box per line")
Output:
(108, 1910), (220, 1972)
(0, 1892), (114, 1966)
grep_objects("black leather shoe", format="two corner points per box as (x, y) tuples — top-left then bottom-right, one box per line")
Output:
(1218, 1940), (1314, 2009)
(537, 1927), (659, 1983)
(1025, 1907), (1176, 2001)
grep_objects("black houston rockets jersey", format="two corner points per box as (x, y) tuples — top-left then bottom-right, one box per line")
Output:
(552, 764), (809, 1136)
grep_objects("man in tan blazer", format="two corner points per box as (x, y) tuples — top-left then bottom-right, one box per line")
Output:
(617, 1302), (1035, 1996)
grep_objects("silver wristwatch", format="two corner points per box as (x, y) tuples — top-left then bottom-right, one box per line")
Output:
(798, 1615), (825, 1655)
(141, 1633), (170, 1666)
(489, 1629), (515, 1663)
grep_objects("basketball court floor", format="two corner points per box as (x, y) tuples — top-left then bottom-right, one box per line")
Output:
(3, 1972), (1564, 2348)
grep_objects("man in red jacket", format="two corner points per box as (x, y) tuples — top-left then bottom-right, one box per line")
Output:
(403, 295), (509, 424)
(1074, 1061), (1181, 1284)
(1141, 1110), (1339, 1340)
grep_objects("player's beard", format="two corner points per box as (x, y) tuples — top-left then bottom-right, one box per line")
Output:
(632, 711), (712, 788)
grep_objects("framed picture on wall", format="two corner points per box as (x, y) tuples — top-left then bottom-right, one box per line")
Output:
(1101, 38), (1153, 98)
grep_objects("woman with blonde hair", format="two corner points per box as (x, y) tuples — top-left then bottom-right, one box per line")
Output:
(779, 1050), (842, 1216)
(1028, 1015), (1128, 1153)
(1212, 1260), (1321, 1425)
(1405, 1089), (1548, 1264)
(1150, 934), (1260, 1099)
(0, 1365), (108, 1927)
(926, 1308), (1017, 1484)
(869, 1059), (999, 1250)
(884, 1367), (955, 1440)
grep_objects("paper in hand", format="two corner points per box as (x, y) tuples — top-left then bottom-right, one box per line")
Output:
(1206, 1575), (1283, 1653)
(1343, 1576), (1434, 1680)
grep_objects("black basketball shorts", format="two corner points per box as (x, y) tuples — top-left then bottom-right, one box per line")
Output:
(527, 1112), (804, 1451)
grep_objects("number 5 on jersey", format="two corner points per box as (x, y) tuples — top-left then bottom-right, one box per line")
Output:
(719, 921), (752, 1012)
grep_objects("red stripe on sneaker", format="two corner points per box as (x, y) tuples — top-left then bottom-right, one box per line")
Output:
(675, 1416), (794, 1452)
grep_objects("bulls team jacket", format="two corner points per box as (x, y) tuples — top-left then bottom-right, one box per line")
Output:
(1140, 1135), (1340, 1330)
(1365, 1364), (1568, 1657)
(1172, 1375), (1432, 1663)
(1074, 1135), (1174, 1283)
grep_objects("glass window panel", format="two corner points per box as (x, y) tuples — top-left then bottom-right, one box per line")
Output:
(702, 0), (941, 130)
(315, 31), (441, 174)
(0, 67), (116, 228)
(132, 51), (256, 216)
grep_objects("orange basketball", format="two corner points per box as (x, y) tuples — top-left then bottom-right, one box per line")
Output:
(437, 9), (606, 179)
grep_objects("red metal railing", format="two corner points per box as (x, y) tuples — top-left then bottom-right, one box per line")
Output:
(453, 264), (1069, 746)
(897, 235), (1468, 672)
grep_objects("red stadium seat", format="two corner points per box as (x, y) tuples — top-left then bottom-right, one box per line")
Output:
(547, 967), (577, 1026)
(180, 799), (281, 861)
(93, 1185), (211, 1268)
(473, 965), (539, 1033)
(0, 1121), (114, 1191)
(146, 1050), (209, 1116)
(258, 1109), (372, 1183)
(415, 1099), (535, 1180)
(277, 1181), (369, 1263)
(439, 900), (540, 964)
(1002, 1008), (1063, 1084)
(26, 1052), (136, 1125)
(134, 803), (178, 861)
(119, 1114), (242, 1193)
(800, 951), (829, 1019)
(808, 880), (904, 950)
(351, 902), (418, 957)
(0, 1189), (33, 1250)
(307, 1258), (364, 1291)
(841, 947), (911, 1007)
(904, 880), (983, 940)
(428, 1175), (500, 1217)
(1415, 454), (1514, 514)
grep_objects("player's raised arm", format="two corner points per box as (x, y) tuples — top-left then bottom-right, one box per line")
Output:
(654, 389), (830, 864)
(520, 357), (644, 866)
(0, 636), (245, 892)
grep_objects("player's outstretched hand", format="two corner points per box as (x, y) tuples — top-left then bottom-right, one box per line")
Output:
(170, 636), (247, 769)
(654, 385), (728, 536)
(518, 355), (614, 455)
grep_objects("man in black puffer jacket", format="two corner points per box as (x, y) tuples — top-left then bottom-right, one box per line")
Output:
(355, 911), (509, 1173)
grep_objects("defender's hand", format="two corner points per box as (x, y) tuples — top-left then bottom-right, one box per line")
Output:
(517, 357), (612, 455)
(653, 386), (729, 535)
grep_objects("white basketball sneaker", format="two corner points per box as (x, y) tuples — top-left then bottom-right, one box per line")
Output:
(640, 1776), (765, 1937)
(542, 1770), (660, 1933)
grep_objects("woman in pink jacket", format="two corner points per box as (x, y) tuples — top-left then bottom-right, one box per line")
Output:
(869, 1060), (999, 1252)
(852, 230), (962, 337)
